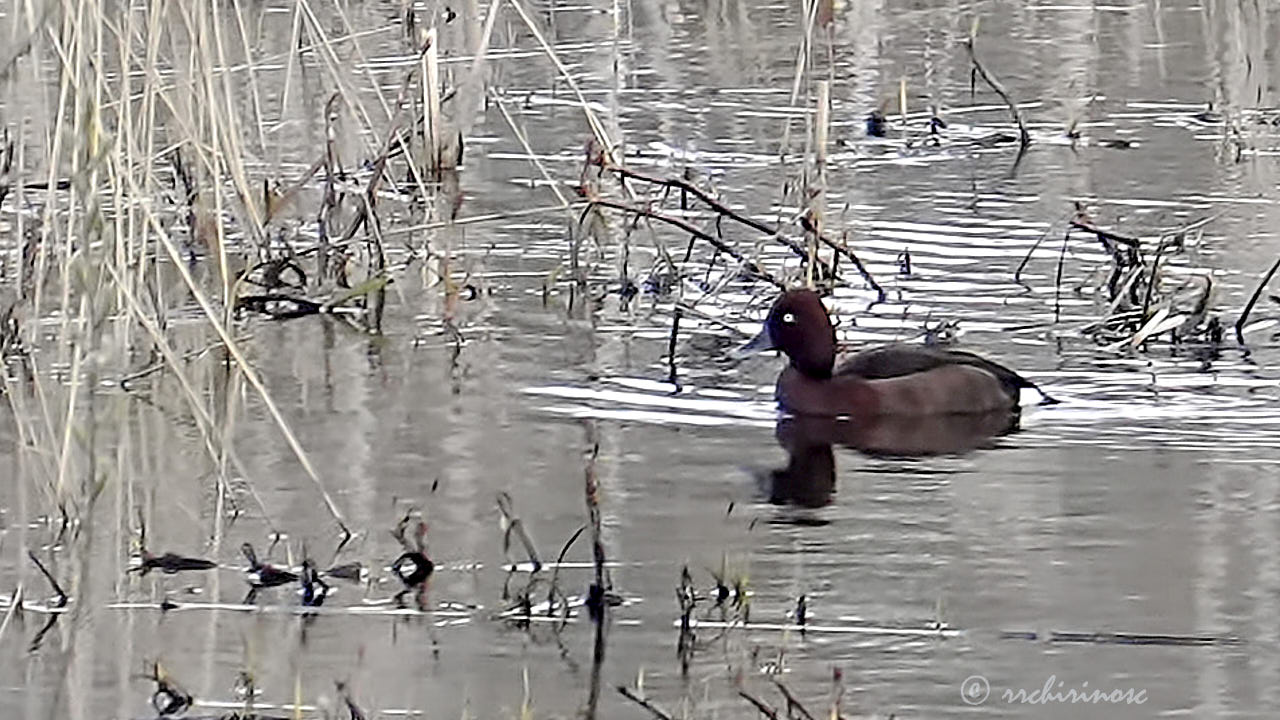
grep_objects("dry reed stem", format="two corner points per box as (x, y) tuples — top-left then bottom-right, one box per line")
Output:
(382, 202), (587, 238)
(779, 0), (821, 158)
(459, 0), (504, 134)
(421, 28), (442, 173)
(807, 80), (830, 289)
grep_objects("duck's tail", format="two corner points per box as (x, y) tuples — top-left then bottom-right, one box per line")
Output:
(952, 351), (1058, 406)
(1001, 369), (1058, 406)
(1026, 382), (1059, 405)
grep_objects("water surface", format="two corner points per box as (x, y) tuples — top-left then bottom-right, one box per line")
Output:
(3, 0), (1280, 718)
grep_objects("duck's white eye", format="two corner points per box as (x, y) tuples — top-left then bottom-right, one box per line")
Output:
(781, 312), (796, 324)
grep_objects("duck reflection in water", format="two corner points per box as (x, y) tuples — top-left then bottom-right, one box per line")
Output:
(766, 410), (1020, 508)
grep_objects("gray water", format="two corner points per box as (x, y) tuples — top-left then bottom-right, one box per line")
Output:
(4, 0), (1280, 718)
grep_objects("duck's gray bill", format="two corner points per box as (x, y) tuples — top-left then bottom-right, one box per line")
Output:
(732, 328), (776, 359)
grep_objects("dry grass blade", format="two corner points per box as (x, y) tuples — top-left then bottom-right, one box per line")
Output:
(490, 91), (572, 210)
(103, 262), (279, 529)
(506, 0), (613, 155)
(125, 175), (349, 534)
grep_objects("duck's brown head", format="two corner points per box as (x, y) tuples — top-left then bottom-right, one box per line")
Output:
(739, 290), (836, 379)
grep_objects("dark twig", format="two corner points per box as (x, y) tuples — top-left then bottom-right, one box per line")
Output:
(584, 426), (608, 720)
(666, 306), (682, 390)
(1070, 219), (1141, 251)
(586, 604), (608, 720)
(676, 566), (696, 676)
(603, 163), (884, 298)
(1237, 254), (1280, 344)
(0, 128), (12, 209)
(965, 32), (1029, 148)
(1053, 227), (1070, 323)
(1014, 209), (1073, 284)
(1140, 237), (1171, 321)
(590, 198), (784, 290)
(546, 524), (587, 616)
(816, 230), (883, 301)
(28, 551), (67, 608)
(608, 164), (822, 268)
(771, 678), (817, 720)
(617, 686), (675, 720)
(737, 686), (782, 720)
(583, 425), (608, 621)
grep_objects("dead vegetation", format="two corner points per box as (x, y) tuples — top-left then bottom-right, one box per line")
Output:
(1015, 204), (1223, 351)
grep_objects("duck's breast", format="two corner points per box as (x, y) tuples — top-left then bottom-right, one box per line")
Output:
(776, 366), (879, 417)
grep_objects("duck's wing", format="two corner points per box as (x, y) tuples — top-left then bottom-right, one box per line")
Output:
(836, 345), (1055, 402)
(835, 345), (954, 379)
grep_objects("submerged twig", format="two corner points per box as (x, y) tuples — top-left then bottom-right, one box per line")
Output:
(583, 425), (607, 621)
(1014, 209), (1071, 284)
(1237, 255), (1280, 344)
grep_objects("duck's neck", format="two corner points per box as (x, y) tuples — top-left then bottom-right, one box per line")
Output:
(789, 348), (834, 379)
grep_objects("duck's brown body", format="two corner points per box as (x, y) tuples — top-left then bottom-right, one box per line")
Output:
(778, 362), (1017, 417)
(742, 290), (1051, 418)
